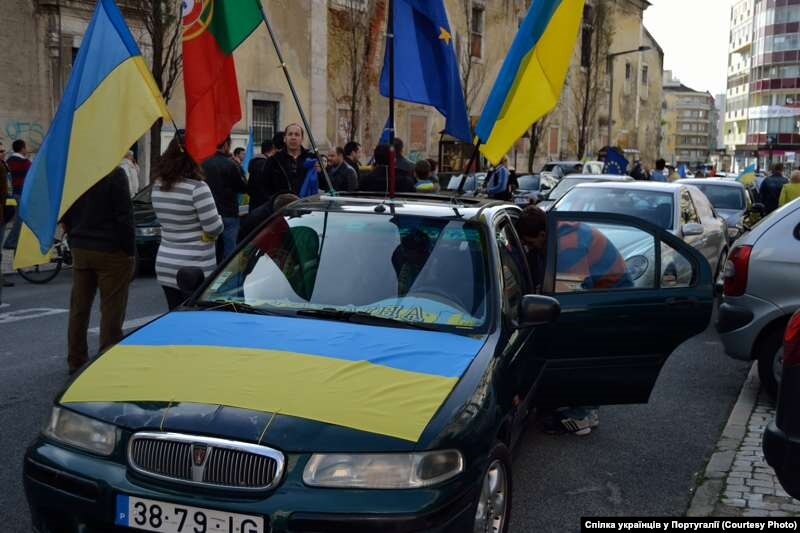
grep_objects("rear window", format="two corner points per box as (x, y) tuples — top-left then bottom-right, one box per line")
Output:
(517, 176), (540, 190)
(556, 187), (675, 230)
(691, 184), (745, 210)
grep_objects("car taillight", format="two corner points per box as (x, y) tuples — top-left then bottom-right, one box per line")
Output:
(723, 245), (752, 297)
(785, 312), (800, 368)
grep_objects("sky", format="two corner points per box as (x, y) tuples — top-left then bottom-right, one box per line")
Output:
(643, 0), (734, 96)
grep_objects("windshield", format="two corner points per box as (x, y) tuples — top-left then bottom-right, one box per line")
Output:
(517, 176), (540, 191)
(548, 178), (594, 202)
(556, 187), (675, 230)
(691, 184), (745, 210)
(447, 175), (477, 191)
(200, 210), (491, 333)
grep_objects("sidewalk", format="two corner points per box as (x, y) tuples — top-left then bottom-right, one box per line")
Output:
(688, 364), (800, 517)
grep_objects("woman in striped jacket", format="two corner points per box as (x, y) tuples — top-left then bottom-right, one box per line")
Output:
(151, 134), (223, 309)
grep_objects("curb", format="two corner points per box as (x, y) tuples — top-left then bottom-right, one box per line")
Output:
(687, 363), (760, 516)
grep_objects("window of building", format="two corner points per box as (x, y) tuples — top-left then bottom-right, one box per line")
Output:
(252, 100), (279, 146)
(470, 4), (485, 59)
(625, 62), (632, 81)
(548, 126), (560, 156)
(641, 65), (649, 85)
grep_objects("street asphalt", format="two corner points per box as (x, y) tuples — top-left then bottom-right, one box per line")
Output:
(0, 270), (751, 532)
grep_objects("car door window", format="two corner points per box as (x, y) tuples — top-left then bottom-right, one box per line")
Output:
(690, 190), (715, 220)
(554, 221), (656, 293)
(680, 191), (701, 225)
(495, 220), (531, 321)
(660, 241), (694, 288)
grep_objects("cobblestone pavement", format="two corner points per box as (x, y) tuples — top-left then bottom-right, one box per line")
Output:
(715, 391), (800, 517)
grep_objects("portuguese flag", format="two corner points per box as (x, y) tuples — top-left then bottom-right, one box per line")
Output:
(182, 0), (263, 162)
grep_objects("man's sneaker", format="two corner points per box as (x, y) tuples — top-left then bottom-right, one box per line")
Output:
(540, 407), (599, 436)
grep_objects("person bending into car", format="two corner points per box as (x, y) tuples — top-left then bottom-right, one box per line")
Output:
(516, 205), (631, 434)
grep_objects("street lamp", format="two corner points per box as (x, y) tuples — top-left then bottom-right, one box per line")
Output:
(606, 46), (651, 149)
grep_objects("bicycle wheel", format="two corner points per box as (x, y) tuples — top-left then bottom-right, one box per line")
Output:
(17, 260), (63, 284)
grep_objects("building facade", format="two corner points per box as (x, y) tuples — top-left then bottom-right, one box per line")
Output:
(724, 0), (800, 172)
(661, 72), (716, 168)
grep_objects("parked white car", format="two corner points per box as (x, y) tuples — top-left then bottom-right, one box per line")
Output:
(554, 182), (730, 282)
(717, 199), (800, 395)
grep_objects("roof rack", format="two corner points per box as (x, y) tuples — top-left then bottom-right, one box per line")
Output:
(318, 191), (490, 206)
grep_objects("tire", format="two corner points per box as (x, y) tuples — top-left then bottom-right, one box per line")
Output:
(472, 442), (513, 533)
(17, 259), (62, 284)
(756, 326), (784, 398)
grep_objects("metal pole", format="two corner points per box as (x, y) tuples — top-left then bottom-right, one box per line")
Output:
(387, 0), (396, 197)
(607, 55), (614, 149)
(258, 4), (334, 194)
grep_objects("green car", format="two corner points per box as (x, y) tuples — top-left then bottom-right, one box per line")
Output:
(24, 194), (713, 533)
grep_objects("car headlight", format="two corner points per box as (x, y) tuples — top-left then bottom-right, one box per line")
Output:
(626, 254), (650, 281)
(44, 407), (118, 456)
(136, 226), (161, 237)
(303, 450), (464, 489)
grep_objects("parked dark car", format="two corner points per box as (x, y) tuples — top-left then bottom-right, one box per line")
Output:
(133, 184), (161, 271)
(511, 173), (559, 206)
(24, 194), (713, 533)
(764, 309), (800, 499)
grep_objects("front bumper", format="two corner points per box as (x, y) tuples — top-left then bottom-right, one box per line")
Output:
(24, 439), (478, 533)
(716, 295), (783, 360)
(763, 421), (800, 500)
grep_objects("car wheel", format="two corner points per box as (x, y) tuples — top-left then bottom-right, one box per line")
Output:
(756, 327), (784, 398)
(473, 442), (512, 533)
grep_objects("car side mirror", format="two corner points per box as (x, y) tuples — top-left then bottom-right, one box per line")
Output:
(682, 223), (704, 237)
(519, 295), (561, 327)
(176, 266), (206, 294)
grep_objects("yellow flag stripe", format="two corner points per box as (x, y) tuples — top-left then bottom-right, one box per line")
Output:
(61, 345), (458, 442)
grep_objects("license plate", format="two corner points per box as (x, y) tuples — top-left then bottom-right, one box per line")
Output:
(115, 495), (264, 533)
(514, 197), (531, 205)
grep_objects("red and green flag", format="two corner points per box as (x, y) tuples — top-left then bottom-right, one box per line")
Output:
(182, 0), (262, 162)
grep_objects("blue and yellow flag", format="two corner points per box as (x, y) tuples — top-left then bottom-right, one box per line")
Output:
(476, 0), (585, 164)
(737, 164), (757, 186)
(15, 0), (169, 268)
(379, 0), (472, 143)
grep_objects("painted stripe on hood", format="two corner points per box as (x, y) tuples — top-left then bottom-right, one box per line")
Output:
(61, 345), (458, 442)
(120, 311), (484, 378)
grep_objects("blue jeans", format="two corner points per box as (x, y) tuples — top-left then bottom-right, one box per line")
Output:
(3, 195), (21, 250)
(217, 217), (240, 262)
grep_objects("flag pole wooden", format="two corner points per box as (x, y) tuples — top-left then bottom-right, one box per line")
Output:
(387, 0), (397, 198)
(258, 3), (335, 194)
(456, 139), (482, 195)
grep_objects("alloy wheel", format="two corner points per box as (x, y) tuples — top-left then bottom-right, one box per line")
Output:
(474, 459), (508, 533)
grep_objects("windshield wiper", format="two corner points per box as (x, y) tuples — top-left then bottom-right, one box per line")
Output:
(191, 300), (272, 315)
(296, 308), (441, 331)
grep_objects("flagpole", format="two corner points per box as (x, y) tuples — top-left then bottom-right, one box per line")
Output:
(456, 139), (481, 195)
(387, 0), (397, 198)
(258, 3), (335, 194)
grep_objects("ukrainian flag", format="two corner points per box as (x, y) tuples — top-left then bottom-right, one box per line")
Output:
(15, 0), (169, 268)
(476, 0), (585, 164)
(737, 164), (757, 186)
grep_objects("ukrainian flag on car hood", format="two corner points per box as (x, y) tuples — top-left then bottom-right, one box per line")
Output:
(61, 311), (487, 443)
(476, 0), (584, 165)
(15, 0), (169, 267)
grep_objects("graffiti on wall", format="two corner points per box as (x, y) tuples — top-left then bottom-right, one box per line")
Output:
(1, 119), (46, 151)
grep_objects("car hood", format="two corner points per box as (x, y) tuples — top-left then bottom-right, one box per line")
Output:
(60, 310), (488, 452)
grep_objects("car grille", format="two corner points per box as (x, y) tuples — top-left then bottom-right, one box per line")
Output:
(128, 432), (283, 490)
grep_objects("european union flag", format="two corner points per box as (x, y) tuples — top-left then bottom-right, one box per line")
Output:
(603, 147), (629, 175)
(379, 0), (472, 143)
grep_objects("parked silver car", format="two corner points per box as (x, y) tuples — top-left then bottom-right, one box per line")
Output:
(678, 178), (759, 242)
(717, 199), (800, 396)
(536, 174), (634, 211)
(554, 182), (730, 282)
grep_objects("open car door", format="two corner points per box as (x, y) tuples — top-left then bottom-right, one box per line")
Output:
(531, 211), (714, 407)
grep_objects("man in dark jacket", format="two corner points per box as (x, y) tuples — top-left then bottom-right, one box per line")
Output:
(326, 147), (358, 192)
(392, 138), (414, 178)
(760, 163), (789, 214)
(360, 144), (416, 193)
(202, 135), (248, 261)
(262, 124), (313, 198)
(61, 167), (135, 374)
(343, 141), (361, 173)
(247, 139), (277, 210)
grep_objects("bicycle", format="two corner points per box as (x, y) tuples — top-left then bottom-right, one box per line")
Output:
(16, 235), (72, 284)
